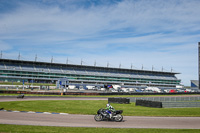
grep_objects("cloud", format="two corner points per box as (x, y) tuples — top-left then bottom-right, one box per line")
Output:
(0, 41), (12, 51)
(1, 0), (199, 37)
(0, 0), (200, 85)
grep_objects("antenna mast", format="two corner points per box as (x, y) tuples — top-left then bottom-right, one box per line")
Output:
(0, 51), (2, 59)
(81, 59), (83, 65)
(94, 60), (96, 66)
(18, 52), (21, 60)
(66, 58), (68, 64)
(35, 54), (37, 62)
(51, 56), (53, 63)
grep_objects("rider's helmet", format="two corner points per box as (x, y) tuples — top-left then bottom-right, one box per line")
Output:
(106, 103), (111, 108)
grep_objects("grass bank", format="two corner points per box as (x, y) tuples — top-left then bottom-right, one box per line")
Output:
(1, 100), (200, 116)
(0, 124), (200, 133)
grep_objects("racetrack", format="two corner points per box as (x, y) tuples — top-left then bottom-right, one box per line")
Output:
(0, 96), (200, 129)
(0, 111), (200, 129)
(0, 96), (107, 102)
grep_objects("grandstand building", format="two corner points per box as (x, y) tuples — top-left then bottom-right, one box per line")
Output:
(0, 58), (181, 89)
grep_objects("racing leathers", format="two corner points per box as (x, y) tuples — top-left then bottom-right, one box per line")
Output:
(105, 104), (115, 119)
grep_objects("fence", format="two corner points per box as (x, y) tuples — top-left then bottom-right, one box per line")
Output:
(162, 102), (200, 108)
(129, 96), (200, 102)
(131, 96), (200, 108)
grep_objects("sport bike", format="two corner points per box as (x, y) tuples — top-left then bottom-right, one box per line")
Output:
(94, 108), (123, 122)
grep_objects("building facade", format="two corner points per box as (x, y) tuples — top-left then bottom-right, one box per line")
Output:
(0, 58), (181, 88)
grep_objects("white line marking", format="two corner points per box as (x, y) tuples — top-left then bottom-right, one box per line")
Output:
(43, 112), (51, 114)
(60, 113), (69, 115)
(27, 111), (36, 113)
(12, 111), (20, 112)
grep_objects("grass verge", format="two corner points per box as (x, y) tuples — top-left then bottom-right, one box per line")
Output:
(0, 124), (200, 133)
(1, 100), (200, 116)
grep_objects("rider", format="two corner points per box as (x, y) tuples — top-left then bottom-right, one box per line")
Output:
(105, 103), (115, 119)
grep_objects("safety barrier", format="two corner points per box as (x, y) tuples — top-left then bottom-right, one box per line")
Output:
(108, 98), (130, 104)
(1, 90), (200, 96)
(135, 100), (200, 108)
(136, 100), (162, 108)
(99, 92), (200, 95)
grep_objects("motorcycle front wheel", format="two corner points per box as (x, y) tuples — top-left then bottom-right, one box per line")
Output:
(94, 114), (102, 122)
(114, 114), (123, 122)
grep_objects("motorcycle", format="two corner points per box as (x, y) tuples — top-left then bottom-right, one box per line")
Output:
(94, 108), (123, 122)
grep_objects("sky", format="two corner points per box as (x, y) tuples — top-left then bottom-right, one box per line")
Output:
(0, 0), (200, 86)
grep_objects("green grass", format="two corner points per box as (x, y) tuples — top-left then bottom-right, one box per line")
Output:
(0, 124), (200, 133)
(1, 100), (200, 116)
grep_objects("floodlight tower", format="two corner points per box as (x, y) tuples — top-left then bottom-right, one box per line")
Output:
(199, 42), (200, 89)
(0, 51), (2, 59)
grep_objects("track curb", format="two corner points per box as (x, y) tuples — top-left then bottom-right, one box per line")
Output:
(0, 108), (69, 115)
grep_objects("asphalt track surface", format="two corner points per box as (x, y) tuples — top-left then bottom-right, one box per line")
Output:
(0, 96), (200, 129)
(0, 96), (107, 102)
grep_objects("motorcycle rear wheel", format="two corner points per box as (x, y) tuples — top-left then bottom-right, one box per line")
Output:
(114, 114), (123, 122)
(94, 114), (102, 121)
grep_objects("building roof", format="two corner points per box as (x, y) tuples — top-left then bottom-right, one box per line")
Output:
(0, 58), (180, 75)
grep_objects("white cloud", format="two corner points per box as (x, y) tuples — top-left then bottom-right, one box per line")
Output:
(0, 0), (199, 37)
(0, 0), (200, 85)
(0, 41), (12, 51)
